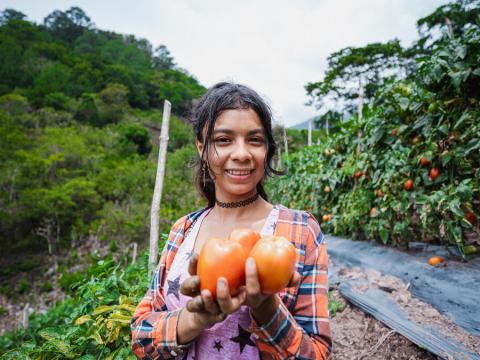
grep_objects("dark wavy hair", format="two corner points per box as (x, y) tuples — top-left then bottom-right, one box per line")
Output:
(190, 82), (283, 208)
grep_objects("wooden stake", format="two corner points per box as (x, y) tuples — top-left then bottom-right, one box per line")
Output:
(282, 126), (289, 157)
(149, 100), (171, 275)
(357, 77), (364, 155)
(22, 303), (30, 328)
(277, 144), (282, 169)
(308, 118), (312, 146)
(132, 242), (138, 264)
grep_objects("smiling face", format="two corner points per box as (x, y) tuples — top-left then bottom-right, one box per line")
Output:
(196, 108), (267, 202)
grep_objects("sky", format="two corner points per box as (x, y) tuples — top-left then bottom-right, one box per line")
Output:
(3, 0), (450, 127)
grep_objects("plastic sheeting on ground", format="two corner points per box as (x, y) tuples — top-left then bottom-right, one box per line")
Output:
(326, 235), (480, 337)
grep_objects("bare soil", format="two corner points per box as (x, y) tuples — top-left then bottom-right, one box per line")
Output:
(330, 265), (480, 359)
(330, 289), (437, 359)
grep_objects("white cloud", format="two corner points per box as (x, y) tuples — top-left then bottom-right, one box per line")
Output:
(2, 0), (450, 126)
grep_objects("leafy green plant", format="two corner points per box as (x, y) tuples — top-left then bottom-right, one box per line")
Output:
(0, 251), (151, 358)
(16, 279), (29, 294)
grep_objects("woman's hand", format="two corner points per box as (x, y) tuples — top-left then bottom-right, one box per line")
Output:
(243, 257), (301, 311)
(179, 254), (301, 328)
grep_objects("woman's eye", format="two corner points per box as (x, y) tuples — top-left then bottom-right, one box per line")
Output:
(250, 137), (265, 143)
(215, 137), (231, 143)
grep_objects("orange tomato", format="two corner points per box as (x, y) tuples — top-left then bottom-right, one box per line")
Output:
(429, 167), (440, 181)
(420, 155), (430, 167)
(250, 236), (297, 294)
(428, 256), (445, 266)
(390, 128), (398, 136)
(404, 179), (414, 191)
(353, 171), (363, 179)
(228, 228), (261, 255)
(197, 237), (247, 299)
(465, 211), (476, 224)
(322, 214), (331, 222)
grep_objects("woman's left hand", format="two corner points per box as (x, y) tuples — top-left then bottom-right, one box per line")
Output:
(215, 257), (301, 314)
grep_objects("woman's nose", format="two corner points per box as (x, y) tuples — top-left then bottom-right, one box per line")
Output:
(231, 140), (252, 161)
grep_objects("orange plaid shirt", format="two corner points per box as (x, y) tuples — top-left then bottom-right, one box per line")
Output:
(131, 205), (332, 359)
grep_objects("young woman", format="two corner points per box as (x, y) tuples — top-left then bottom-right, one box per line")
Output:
(131, 82), (332, 359)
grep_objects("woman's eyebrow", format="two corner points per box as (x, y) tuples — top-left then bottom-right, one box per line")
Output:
(213, 128), (264, 135)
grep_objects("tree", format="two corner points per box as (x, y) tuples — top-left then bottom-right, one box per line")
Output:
(0, 8), (27, 24)
(416, 0), (480, 44)
(97, 83), (129, 125)
(76, 93), (99, 125)
(305, 40), (410, 115)
(119, 123), (152, 155)
(153, 45), (176, 70)
(30, 63), (72, 105)
(43, 7), (93, 43)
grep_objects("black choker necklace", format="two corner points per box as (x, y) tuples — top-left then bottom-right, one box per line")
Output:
(216, 193), (259, 208)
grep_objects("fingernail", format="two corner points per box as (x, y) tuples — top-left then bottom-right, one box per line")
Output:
(218, 278), (226, 289)
(196, 297), (202, 306)
(247, 257), (255, 270)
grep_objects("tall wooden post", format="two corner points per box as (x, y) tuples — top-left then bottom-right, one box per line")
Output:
(357, 77), (364, 155)
(282, 126), (289, 158)
(308, 118), (312, 146)
(277, 144), (282, 169)
(149, 100), (171, 275)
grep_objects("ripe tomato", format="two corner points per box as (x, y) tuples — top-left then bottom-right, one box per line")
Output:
(390, 128), (398, 136)
(428, 256), (445, 266)
(250, 236), (297, 294)
(197, 237), (247, 299)
(375, 189), (385, 197)
(228, 228), (261, 255)
(429, 167), (440, 181)
(420, 155), (430, 167)
(404, 179), (414, 191)
(465, 212), (476, 224)
(353, 171), (363, 179)
(322, 214), (331, 222)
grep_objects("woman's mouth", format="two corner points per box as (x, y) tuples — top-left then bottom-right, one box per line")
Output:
(225, 169), (255, 180)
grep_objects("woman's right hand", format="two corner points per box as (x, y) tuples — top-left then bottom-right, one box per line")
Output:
(179, 254), (227, 330)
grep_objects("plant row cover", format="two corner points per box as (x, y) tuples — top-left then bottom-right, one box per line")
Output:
(271, 25), (480, 257)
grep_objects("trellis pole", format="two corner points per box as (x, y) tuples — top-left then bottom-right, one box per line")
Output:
(308, 118), (312, 146)
(357, 77), (364, 155)
(149, 100), (171, 275)
(282, 126), (289, 157)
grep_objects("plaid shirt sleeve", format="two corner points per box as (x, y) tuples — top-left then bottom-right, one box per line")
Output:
(131, 215), (190, 359)
(250, 210), (333, 359)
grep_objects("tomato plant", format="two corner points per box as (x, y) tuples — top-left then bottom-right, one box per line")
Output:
(269, 24), (480, 256)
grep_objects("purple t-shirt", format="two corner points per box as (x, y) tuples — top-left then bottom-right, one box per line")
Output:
(164, 206), (279, 359)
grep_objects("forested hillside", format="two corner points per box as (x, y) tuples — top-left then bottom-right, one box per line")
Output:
(0, 7), (205, 259)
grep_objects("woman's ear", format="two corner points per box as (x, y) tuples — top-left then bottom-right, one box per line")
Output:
(195, 138), (204, 158)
